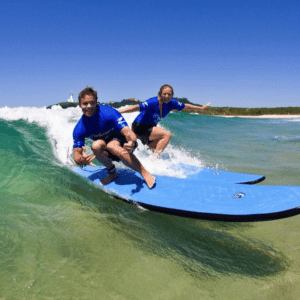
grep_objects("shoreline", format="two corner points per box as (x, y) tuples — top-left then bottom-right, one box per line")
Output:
(218, 114), (300, 119)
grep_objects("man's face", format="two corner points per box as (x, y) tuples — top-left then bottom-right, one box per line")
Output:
(80, 94), (97, 117)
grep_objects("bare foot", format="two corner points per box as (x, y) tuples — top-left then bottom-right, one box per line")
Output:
(101, 170), (118, 185)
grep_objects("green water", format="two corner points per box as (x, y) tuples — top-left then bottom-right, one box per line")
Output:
(1, 109), (300, 299)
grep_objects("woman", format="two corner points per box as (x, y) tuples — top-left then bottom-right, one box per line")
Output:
(119, 84), (210, 157)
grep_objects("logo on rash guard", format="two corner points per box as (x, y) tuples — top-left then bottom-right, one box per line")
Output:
(153, 113), (161, 124)
(117, 116), (127, 128)
(90, 128), (114, 140)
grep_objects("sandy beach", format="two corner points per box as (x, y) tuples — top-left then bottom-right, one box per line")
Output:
(222, 115), (300, 119)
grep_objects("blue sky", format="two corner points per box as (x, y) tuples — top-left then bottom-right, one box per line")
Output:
(1, 0), (299, 108)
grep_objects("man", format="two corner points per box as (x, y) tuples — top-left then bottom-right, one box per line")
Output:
(73, 87), (156, 189)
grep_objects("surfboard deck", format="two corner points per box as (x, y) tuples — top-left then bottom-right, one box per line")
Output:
(167, 163), (265, 184)
(72, 165), (300, 222)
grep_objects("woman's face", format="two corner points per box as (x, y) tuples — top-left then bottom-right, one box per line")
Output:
(160, 87), (173, 103)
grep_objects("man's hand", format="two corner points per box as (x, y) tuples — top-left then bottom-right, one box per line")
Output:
(80, 147), (96, 166)
(123, 141), (138, 154)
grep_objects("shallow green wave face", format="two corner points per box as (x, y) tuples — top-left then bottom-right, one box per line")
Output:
(1, 110), (300, 299)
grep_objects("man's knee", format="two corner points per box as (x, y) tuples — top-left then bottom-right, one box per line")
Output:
(91, 140), (106, 153)
(106, 141), (120, 155)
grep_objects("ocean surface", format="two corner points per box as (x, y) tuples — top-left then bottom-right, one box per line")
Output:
(1, 105), (300, 299)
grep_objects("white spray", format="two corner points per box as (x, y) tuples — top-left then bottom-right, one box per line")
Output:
(0, 105), (203, 177)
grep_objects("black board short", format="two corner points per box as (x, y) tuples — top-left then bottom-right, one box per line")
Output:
(103, 134), (127, 162)
(132, 121), (153, 145)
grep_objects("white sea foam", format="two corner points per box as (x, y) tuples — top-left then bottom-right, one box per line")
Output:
(287, 118), (300, 122)
(116, 108), (204, 177)
(0, 105), (81, 166)
(0, 105), (203, 177)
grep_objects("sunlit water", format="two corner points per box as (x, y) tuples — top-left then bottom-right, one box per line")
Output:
(1, 105), (300, 299)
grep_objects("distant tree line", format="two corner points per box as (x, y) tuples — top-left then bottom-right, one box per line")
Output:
(173, 97), (195, 104)
(46, 97), (195, 110)
(197, 106), (300, 116)
(107, 99), (143, 108)
(46, 99), (143, 109)
(46, 102), (78, 109)
(47, 99), (300, 116)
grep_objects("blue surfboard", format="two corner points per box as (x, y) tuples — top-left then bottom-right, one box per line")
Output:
(72, 165), (300, 222)
(166, 163), (265, 184)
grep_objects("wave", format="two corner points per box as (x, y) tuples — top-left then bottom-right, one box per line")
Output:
(0, 106), (204, 178)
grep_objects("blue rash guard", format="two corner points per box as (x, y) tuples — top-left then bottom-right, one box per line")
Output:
(134, 96), (185, 126)
(73, 105), (128, 149)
